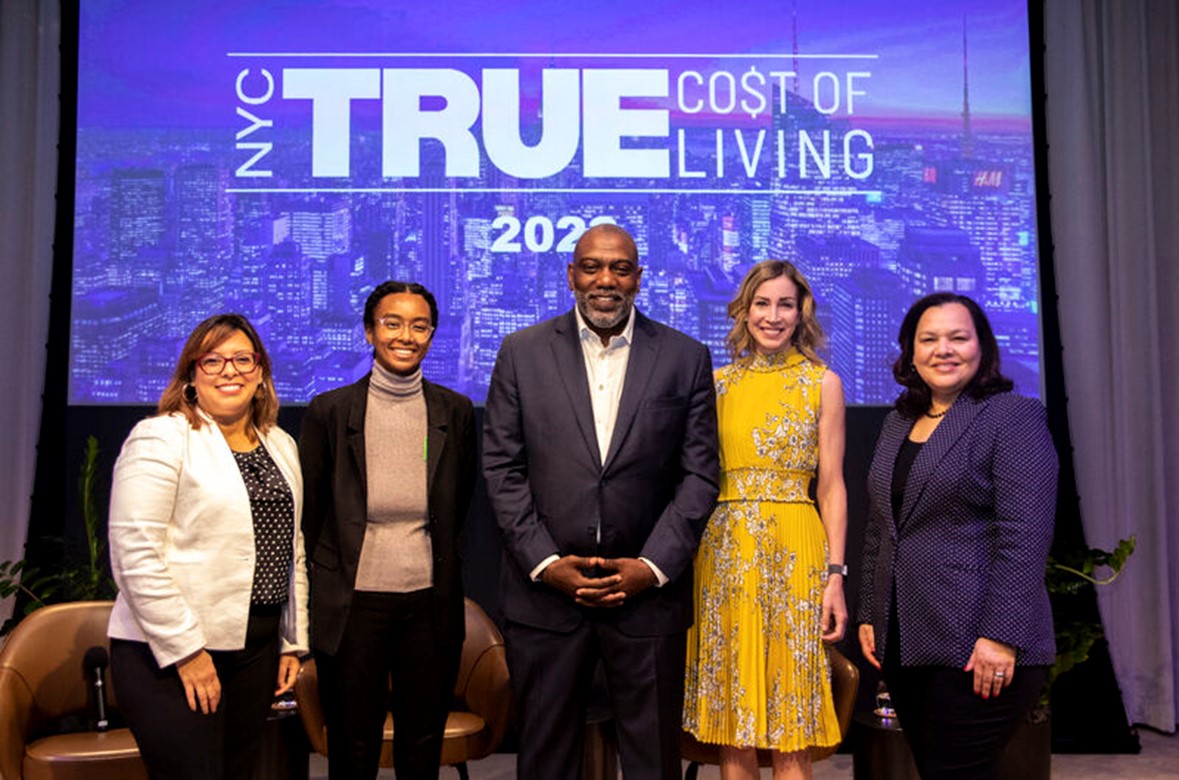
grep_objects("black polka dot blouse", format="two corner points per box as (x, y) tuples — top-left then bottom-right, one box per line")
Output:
(232, 444), (295, 606)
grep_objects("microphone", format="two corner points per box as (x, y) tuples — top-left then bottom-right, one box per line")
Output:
(83, 646), (110, 732)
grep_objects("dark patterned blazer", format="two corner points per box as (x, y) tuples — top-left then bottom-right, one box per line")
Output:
(857, 392), (1058, 668)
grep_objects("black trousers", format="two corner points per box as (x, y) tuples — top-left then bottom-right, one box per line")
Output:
(882, 617), (1046, 780)
(110, 608), (281, 780)
(316, 589), (461, 780)
(505, 617), (686, 780)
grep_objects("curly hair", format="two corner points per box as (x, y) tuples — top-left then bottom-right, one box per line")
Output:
(892, 292), (1013, 418)
(725, 260), (825, 364)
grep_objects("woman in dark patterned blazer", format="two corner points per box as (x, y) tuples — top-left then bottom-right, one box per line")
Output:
(857, 292), (1057, 780)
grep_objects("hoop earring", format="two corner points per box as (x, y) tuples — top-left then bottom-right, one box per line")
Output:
(183, 383), (197, 404)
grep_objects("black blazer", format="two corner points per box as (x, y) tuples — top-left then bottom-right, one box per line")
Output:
(482, 309), (720, 636)
(299, 374), (476, 655)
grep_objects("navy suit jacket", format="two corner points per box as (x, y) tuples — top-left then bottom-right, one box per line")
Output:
(482, 309), (720, 636)
(857, 392), (1058, 668)
(299, 375), (477, 655)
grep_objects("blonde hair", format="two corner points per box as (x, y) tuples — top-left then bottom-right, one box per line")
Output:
(725, 260), (825, 364)
(157, 313), (278, 433)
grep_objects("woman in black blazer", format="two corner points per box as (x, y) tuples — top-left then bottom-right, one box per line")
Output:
(299, 281), (476, 780)
(857, 293), (1057, 780)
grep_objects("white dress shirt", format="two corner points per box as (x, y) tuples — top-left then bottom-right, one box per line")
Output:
(576, 305), (635, 463)
(530, 307), (667, 586)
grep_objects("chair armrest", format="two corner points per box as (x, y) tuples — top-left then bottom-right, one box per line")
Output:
(293, 658), (329, 756)
(828, 645), (860, 739)
(0, 667), (34, 780)
(459, 644), (511, 753)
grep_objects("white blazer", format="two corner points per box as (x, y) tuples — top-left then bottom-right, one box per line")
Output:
(107, 411), (309, 668)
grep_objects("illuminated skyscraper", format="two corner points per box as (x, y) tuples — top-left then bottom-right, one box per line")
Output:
(176, 164), (227, 262)
(796, 234), (882, 312)
(695, 267), (738, 369)
(110, 168), (166, 271)
(266, 240), (313, 348)
(175, 164), (229, 324)
(827, 268), (903, 404)
(232, 193), (272, 312)
(896, 226), (984, 297)
(70, 289), (161, 402)
(289, 200), (351, 260)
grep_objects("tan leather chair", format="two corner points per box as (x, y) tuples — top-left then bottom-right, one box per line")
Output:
(680, 645), (860, 779)
(295, 597), (511, 780)
(0, 600), (147, 780)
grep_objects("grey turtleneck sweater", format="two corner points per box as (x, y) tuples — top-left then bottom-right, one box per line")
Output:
(355, 361), (433, 593)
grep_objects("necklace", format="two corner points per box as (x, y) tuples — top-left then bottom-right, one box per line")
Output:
(925, 408), (948, 419)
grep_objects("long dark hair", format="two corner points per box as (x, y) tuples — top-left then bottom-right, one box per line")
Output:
(158, 313), (278, 432)
(892, 292), (1013, 418)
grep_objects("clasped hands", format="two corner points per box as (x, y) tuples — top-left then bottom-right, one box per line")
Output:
(541, 555), (656, 607)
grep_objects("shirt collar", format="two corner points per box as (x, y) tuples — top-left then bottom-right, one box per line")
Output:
(574, 304), (636, 348)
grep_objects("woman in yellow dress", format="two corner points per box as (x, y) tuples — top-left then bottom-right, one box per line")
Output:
(684, 260), (848, 780)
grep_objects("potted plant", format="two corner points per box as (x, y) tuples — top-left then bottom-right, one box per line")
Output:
(0, 436), (117, 635)
(1045, 536), (1135, 693)
(999, 535), (1136, 779)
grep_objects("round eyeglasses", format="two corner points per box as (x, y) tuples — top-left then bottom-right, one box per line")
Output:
(196, 352), (260, 375)
(376, 317), (435, 341)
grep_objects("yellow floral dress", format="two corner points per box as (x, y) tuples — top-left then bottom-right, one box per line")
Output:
(683, 348), (840, 752)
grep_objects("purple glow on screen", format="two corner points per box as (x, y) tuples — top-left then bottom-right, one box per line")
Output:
(71, 0), (1041, 404)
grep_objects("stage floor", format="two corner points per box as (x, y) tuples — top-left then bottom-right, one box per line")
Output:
(307, 726), (1179, 779)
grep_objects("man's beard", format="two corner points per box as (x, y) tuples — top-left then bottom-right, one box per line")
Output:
(575, 289), (636, 330)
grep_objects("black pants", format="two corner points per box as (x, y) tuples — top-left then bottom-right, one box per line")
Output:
(505, 617), (686, 780)
(110, 608), (281, 780)
(316, 589), (461, 780)
(882, 618), (1046, 780)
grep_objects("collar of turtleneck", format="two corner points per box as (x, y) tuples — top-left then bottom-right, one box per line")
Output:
(369, 361), (423, 399)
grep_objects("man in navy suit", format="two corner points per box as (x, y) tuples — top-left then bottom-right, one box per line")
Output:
(483, 224), (719, 780)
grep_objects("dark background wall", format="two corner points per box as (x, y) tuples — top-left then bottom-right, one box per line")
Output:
(41, 401), (885, 713)
(46, 402), (886, 625)
(38, 386), (1134, 752)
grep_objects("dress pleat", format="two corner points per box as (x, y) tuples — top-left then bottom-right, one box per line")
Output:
(684, 349), (841, 752)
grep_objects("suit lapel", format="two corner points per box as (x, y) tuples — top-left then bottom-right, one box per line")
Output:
(871, 412), (910, 534)
(346, 375), (369, 500)
(550, 312), (602, 467)
(603, 312), (658, 471)
(423, 379), (447, 494)
(899, 396), (983, 528)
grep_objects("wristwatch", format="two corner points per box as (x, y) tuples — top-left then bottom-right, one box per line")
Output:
(827, 563), (848, 577)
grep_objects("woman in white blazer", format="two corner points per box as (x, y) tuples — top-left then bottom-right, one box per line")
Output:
(107, 313), (308, 780)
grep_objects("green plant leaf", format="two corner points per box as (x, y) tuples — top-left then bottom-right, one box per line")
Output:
(1046, 535), (1136, 698)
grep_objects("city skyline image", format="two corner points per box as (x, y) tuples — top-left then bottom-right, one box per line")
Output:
(70, 0), (1043, 405)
